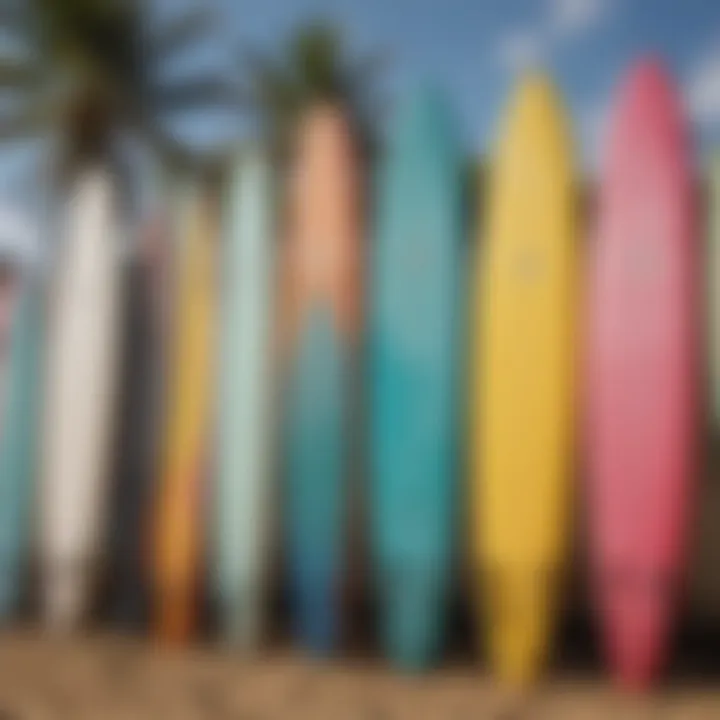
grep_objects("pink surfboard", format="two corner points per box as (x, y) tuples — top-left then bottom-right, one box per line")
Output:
(586, 60), (697, 688)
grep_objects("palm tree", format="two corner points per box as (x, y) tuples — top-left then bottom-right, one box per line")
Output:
(241, 20), (385, 165)
(0, 0), (238, 176)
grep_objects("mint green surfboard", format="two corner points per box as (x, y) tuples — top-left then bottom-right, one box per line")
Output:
(215, 147), (275, 647)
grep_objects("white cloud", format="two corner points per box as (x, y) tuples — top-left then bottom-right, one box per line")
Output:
(550, 0), (608, 39)
(497, 29), (547, 73)
(686, 44), (720, 128)
(496, 0), (611, 72)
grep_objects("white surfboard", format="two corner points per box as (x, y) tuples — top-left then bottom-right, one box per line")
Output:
(40, 168), (122, 630)
(215, 148), (275, 647)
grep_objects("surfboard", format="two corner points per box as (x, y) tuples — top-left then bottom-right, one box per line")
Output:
(471, 75), (576, 684)
(587, 59), (696, 688)
(215, 147), (275, 648)
(39, 168), (123, 630)
(0, 209), (42, 619)
(282, 105), (362, 654)
(708, 156), (720, 428)
(153, 181), (217, 644)
(369, 87), (464, 670)
(107, 205), (171, 629)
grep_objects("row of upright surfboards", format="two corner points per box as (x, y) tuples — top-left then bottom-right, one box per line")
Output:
(0, 56), (706, 690)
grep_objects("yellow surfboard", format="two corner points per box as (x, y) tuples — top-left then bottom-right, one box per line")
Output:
(471, 75), (576, 684)
(153, 181), (217, 644)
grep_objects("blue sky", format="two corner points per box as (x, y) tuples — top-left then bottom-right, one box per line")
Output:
(3, 0), (720, 210)
(220, 0), (720, 167)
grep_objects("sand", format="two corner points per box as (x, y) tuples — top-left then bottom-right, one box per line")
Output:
(0, 630), (718, 718)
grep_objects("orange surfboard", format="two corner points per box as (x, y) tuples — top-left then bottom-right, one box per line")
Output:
(152, 181), (218, 644)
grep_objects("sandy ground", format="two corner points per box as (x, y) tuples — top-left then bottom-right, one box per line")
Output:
(0, 631), (718, 719)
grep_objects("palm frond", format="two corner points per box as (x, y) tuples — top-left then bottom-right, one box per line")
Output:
(152, 75), (241, 115)
(149, 6), (214, 63)
(292, 24), (345, 100)
(0, 0), (239, 168)
(243, 49), (299, 116)
(0, 94), (57, 142)
(139, 118), (192, 173)
(0, 58), (45, 91)
(239, 20), (385, 162)
(0, 1), (30, 33)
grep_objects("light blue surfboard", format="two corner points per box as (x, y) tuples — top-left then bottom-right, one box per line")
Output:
(370, 87), (464, 669)
(216, 147), (275, 648)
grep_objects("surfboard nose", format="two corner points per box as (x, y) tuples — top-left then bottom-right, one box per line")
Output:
(509, 73), (564, 125)
(608, 57), (686, 157)
(623, 57), (674, 102)
(393, 84), (453, 137)
(495, 72), (574, 179)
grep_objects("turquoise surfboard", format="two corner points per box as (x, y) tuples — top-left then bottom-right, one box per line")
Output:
(369, 87), (464, 669)
(0, 218), (43, 619)
(287, 306), (348, 653)
(216, 147), (275, 648)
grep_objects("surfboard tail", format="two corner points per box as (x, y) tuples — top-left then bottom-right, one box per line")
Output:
(155, 590), (195, 645)
(0, 564), (20, 620)
(286, 309), (348, 656)
(219, 585), (263, 650)
(43, 561), (92, 632)
(599, 571), (674, 689)
(291, 567), (340, 655)
(482, 565), (558, 686)
(380, 565), (446, 671)
(113, 585), (148, 630)
(0, 286), (42, 623)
